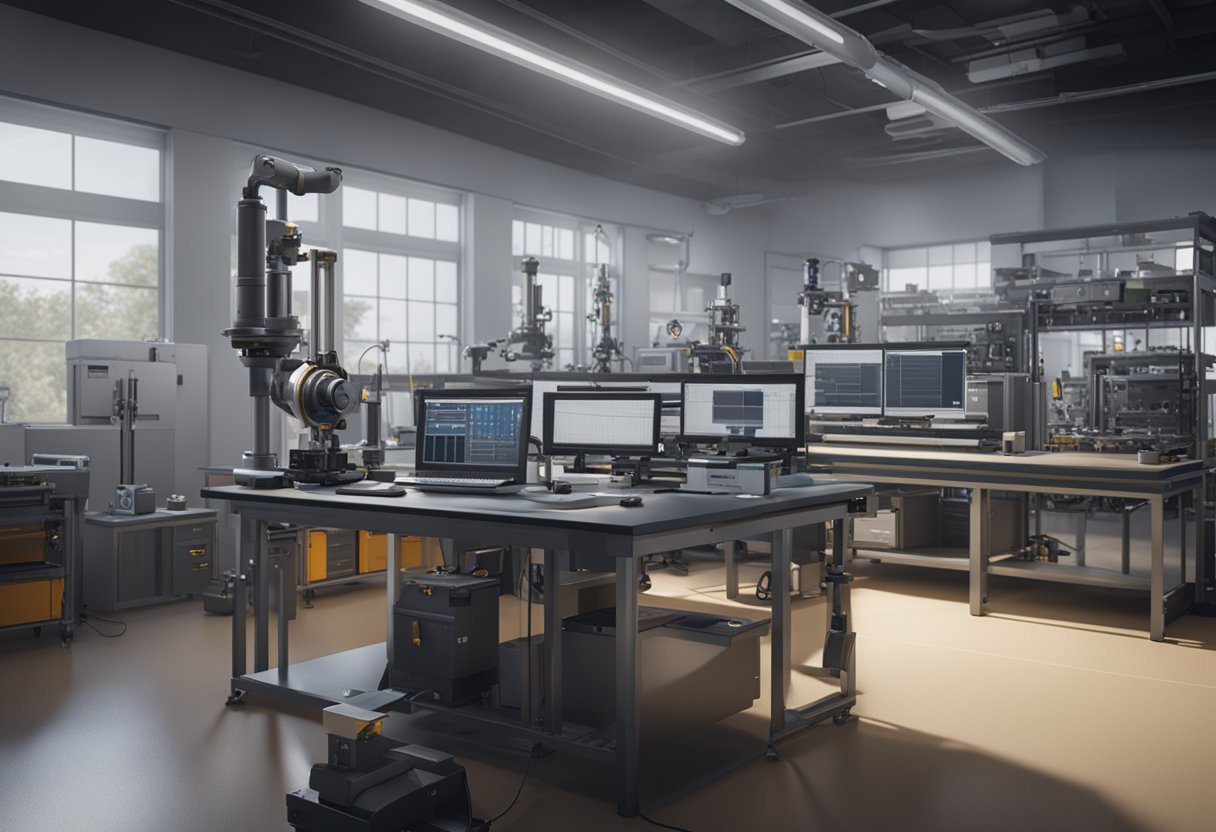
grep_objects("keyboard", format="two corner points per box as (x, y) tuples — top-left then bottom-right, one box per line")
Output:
(396, 475), (516, 493)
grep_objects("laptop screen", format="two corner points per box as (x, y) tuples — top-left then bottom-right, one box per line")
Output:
(414, 389), (531, 480)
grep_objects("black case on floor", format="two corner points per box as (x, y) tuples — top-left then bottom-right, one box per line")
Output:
(391, 573), (501, 705)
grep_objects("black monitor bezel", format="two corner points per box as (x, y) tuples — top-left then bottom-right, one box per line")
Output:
(542, 391), (663, 456)
(678, 374), (807, 447)
(414, 386), (533, 481)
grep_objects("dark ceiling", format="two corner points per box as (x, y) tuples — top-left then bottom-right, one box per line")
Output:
(7, 0), (1216, 200)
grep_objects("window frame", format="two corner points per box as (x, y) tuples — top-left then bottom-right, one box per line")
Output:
(0, 95), (166, 423)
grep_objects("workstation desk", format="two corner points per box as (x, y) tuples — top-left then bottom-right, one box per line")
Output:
(202, 481), (872, 816)
(807, 446), (1206, 641)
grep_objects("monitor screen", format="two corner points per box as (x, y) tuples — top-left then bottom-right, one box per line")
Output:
(679, 375), (806, 446)
(414, 388), (531, 477)
(805, 348), (884, 415)
(542, 392), (661, 456)
(884, 349), (967, 418)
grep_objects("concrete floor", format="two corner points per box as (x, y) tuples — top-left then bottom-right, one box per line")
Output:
(2, 559), (1215, 832)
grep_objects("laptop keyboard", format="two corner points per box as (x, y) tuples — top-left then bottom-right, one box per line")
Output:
(397, 476), (511, 489)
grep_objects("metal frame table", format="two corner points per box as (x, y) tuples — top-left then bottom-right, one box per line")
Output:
(808, 447), (1205, 641)
(202, 481), (872, 816)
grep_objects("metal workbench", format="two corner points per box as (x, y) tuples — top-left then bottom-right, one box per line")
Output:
(201, 481), (872, 817)
(808, 446), (1205, 641)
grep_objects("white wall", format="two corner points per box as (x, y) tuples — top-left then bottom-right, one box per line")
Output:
(767, 148), (1216, 260)
(0, 5), (768, 467)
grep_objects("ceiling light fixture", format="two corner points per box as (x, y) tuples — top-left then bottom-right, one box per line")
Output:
(356, 0), (746, 146)
(723, 0), (1045, 165)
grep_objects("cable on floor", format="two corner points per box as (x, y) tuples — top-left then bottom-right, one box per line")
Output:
(638, 810), (694, 832)
(80, 612), (127, 638)
(485, 754), (533, 826)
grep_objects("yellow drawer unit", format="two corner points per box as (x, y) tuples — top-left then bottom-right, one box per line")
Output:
(0, 573), (64, 629)
(357, 532), (431, 573)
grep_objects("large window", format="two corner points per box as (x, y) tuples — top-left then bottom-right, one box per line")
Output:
(510, 212), (618, 369)
(884, 240), (991, 296)
(0, 98), (164, 423)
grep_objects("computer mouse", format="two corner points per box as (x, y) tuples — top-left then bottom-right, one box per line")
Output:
(550, 480), (573, 495)
(619, 496), (643, 507)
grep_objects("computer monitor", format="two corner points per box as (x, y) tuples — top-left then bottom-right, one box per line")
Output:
(679, 375), (806, 447)
(804, 347), (884, 415)
(413, 387), (531, 481)
(883, 348), (967, 419)
(542, 392), (662, 456)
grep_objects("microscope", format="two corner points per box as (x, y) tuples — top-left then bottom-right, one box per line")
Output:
(225, 155), (362, 487)
(588, 264), (623, 373)
(501, 256), (554, 370)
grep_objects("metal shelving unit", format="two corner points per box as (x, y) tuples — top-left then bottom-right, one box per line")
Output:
(991, 213), (1216, 610)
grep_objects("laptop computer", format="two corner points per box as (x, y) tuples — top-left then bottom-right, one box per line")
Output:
(396, 387), (532, 494)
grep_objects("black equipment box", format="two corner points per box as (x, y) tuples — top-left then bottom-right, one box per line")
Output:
(391, 573), (500, 705)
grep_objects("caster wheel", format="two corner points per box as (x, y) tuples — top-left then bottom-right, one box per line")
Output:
(32, 626), (42, 638)
(225, 690), (247, 707)
(756, 571), (772, 602)
(303, 589), (316, 609)
(639, 574), (652, 592)
(833, 710), (853, 726)
(765, 745), (779, 762)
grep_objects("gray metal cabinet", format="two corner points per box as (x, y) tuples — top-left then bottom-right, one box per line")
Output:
(84, 509), (218, 611)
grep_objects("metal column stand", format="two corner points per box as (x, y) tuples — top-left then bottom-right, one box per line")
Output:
(767, 517), (856, 761)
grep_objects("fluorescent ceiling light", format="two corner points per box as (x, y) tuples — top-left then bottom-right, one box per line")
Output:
(357, 0), (745, 146)
(754, 0), (845, 45)
(725, 0), (1045, 165)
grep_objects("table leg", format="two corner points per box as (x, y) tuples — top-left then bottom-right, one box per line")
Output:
(1179, 496), (1188, 585)
(386, 533), (401, 662)
(1075, 509), (1087, 568)
(833, 518), (856, 699)
(253, 517), (270, 673)
(615, 556), (640, 817)
(769, 527), (792, 736)
(232, 514), (253, 681)
(1151, 496), (1165, 642)
(1121, 510), (1131, 575)
(276, 554), (289, 679)
(724, 540), (739, 600)
(970, 488), (989, 616)
(543, 549), (562, 735)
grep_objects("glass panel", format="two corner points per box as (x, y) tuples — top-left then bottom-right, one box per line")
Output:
(75, 222), (158, 285)
(927, 264), (952, 291)
(887, 266), (927, 292)
(512, 220), (524, 256)
(74, 283), (158, 340)
(342, 248), (378, 296)
(557, 312), (574, 348)
(378, 298), (408, 342)
(558, 349), (574, 368)
(383, 345), (410, 375)
(435, 203), (459, 242)
(289, 192), (319, 224)
(407, 198), (435, 239)
(977, 241), (991, 262)
(1177, 247), (1195, 272)
(0, 276), (71, 339)
(379, 254), (408, 300)
(558, 275), (574, 310)
(887, 247), (927, 269)
(408, 301), (435, 342)
(975, 261), (991, 287)
(559, 229), (575, 261)
(953, 242), (976, 263)
(0, 340), (68, 423)
(435, 260), (458, 303)
(0, 122), (71, 189)
(928, 245), (952, 266)
(345, 340), (377, 373)
(408, 257), (434, 301)
(435, 342), (453, 373)
(342, 186), (377, 230)
(436, 303), (458, 338)
(954, 262), (977, 289)
(525, 222), (541, 255)
(408, 343), (435, 374)
(541, 225), (553, 258)
(378, 193), (406, 235)
(74, 137), (159, 202)
(0, 212), (71, 278)
(343, 296), (378, 340)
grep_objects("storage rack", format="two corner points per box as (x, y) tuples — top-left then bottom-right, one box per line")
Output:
(990, 213), (1216, 610)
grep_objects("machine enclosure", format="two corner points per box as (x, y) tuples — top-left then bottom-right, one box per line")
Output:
(391, 573), (500, 705)
(685, 456), (781, 495)
(561, 607), (768, 745)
